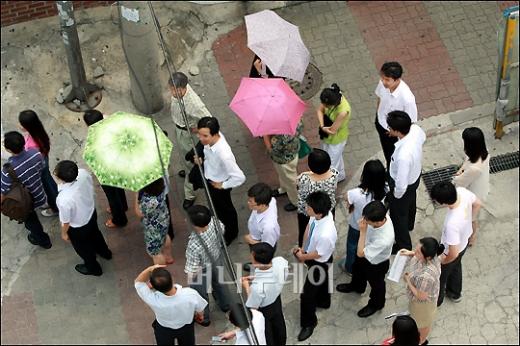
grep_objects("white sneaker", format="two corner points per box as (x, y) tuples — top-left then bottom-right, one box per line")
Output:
(41, 208), (59, 217)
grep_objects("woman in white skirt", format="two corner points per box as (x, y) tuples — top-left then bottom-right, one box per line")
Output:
(316, 83), (351, 182)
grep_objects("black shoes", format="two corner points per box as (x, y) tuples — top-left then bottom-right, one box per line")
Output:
(297, 325), (316, 341)
(98, 250), (113, 260)
(75, 264), (102, 276)
(336, 283), (364, 294)
(182, 199), (195, 210)
(27, 234), (52, 249)
(357, 304), (382, 318)
(283, 203), (297, 212)
(178, 170), (186, 178)
(272, 188), (287, 198)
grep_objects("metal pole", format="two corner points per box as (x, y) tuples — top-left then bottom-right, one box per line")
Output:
(56, 1), (101, 112)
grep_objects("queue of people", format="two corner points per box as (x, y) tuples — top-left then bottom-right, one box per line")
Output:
(0, 59), (490, 345)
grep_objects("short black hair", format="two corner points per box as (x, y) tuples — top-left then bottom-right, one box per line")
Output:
(362, 200), (387, 222)
(197, 117), (220, 135)
(3, 131), (25, 154)
(387, 110), (412, 135)
(380, 61), (403, 80)
(150, 268), (173, 293)
(320, 83), (342, 107)
(308, 148), (331, 174)
(187, 205), (212, 227)
(54, 160), (79, 183)
(83, 109), (104, 126)
(247, 183), (272, 206)
(430, 181), (457, 205)
(306, 191), (331, 217)
(229, 304), (252, 329)
(168, 72), (188, 89)
(251, 242), (275, 264)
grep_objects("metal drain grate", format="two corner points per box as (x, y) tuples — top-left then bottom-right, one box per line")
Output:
(489, 151), (520, 174)
(286, 63), (323, 100)
(422, 151), (519, 193)
(422, 165), (459, 193)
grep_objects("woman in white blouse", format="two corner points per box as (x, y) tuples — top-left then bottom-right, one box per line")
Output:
(453, 127), (490, 246)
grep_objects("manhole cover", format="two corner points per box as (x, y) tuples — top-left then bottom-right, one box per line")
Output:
(286, 63), (323, 100)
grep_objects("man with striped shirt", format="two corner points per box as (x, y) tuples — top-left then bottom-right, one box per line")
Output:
(1, 131), (52, 249)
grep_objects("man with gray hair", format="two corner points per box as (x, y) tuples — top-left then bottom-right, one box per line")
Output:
(169, 72), (212, 210)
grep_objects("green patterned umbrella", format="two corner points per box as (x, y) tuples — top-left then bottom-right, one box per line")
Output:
(83, 111), (173, 191)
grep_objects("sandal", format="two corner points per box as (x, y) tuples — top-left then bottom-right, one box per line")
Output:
(104, 219), (120, 229)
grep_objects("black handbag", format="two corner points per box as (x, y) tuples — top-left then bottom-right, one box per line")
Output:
(318, 107), (336, 140)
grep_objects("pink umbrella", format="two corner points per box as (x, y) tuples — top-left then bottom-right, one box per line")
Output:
(229, 77), (306, 137)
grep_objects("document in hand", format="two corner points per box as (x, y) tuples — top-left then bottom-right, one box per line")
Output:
(387, 253), (409, 283)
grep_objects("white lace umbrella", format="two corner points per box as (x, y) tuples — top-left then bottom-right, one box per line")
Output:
(245, 9), (310, 83)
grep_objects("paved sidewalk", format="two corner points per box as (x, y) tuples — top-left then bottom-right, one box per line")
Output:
(1, 1), (519, 344)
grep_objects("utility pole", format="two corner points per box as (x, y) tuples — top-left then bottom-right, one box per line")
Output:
(118, 1), (164, 115)
(56, 1), (102, 112)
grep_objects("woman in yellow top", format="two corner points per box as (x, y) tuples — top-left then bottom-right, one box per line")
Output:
(316, 83), (351, 182)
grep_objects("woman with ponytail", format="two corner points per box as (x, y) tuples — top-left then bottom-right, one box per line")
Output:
(399, 237), (444, 345)
(18, 110), (59, 217)
(316, 83), (351, 182)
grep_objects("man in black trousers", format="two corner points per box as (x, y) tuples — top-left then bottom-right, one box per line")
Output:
(196, 117), (246, 245)
(293, 191), (337, 341)
(55, 160), (112, 276)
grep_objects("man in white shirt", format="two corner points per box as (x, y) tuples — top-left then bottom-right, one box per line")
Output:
(219, 305), (267, 345)
(430, 181), (481, 306)
(242, 242), (288, 345)
(169, 72), (212, 210)
(293, 191), (337, 341)
(243, 183), (280, 271)
(54, 160), (112, 276)
(135, 264), (208, 345)
(337, 201), (394, 318)
(387, 110), (426, 253)
(197, 117), (246, 245)
(374, 61), (418, 168)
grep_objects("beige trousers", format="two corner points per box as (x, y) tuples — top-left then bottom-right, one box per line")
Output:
(273, 156), (298, 205)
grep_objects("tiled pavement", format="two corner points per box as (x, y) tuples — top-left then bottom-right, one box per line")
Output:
(1, 1), (518, 344)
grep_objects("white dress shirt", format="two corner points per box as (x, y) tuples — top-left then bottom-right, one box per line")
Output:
(235, 309), (267, 345)
(246, 257), (288, 308)
(441, 187), (476, 254)
(247, 198), (280, 247)
(203, 133), (246, 189)
(305, 212), (337, 263)
(170, 84), (212, 128)
(135, 283), (208, 330)
(375, 79), (417, 130)
(56, 169), (95, 228)
(389, 124), (426, 199)
(364, 215), (395, 265)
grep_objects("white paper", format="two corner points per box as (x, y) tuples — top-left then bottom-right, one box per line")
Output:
(387, 253), (409, 283)
(121, 6), (140, 23)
